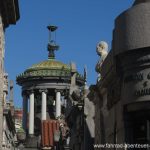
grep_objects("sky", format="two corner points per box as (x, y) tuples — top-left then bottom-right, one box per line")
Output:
(4, 0), (133, 107)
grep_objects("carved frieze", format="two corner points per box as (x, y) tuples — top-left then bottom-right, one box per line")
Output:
(124, 73), (143, 83)
(124, 71), (150, 97)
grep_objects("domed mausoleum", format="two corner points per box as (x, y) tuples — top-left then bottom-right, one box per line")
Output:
(16, 26), (84, 149)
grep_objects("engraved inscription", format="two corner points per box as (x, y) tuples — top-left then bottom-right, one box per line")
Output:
(135, 88), (150, 97)
(124, 73), (143, 83)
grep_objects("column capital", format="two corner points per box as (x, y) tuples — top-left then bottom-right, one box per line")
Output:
(39, 89), (48, 93)
(55, 89), (66, 96)
(55, 89), (63, 93)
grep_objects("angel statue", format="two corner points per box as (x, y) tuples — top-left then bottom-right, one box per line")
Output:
(95, 41), (108, 81)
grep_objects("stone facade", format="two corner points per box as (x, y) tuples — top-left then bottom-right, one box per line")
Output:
(3, 105), (16, 150)
(0, 0), (20, 148)
(14, 108), (23, 132)
(0, 13), (5, 149)
(2, 74), (17, 149)
(84, 87), (95, 150)
(93, 0), (150, 149)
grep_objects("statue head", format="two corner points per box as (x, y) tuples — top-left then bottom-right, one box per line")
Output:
(96, 41), (108, 56)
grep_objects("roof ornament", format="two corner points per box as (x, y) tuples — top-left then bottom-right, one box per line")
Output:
(47, 25), (59, 59)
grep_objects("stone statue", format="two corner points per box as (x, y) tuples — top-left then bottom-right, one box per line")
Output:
(3, 73), (8, 93)
(95, 41), (108, 79)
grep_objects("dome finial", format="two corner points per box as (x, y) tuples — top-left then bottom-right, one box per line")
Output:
(47, 25), (59, 59)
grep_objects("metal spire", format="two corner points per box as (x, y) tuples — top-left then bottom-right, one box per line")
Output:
(47, 25), (59, 59)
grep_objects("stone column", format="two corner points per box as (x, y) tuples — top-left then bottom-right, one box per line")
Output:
(22, 93), (28, 131)
(29, 91), (34, 135)
(40, 89), (47, 120)
(56, 91), (61, 118)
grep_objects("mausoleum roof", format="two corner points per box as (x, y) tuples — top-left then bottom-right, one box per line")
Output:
(16, 57), (84, 86)
(16, 26), (84, 85)
(28, 59), (70, 71)
(16, 59), (72, 81)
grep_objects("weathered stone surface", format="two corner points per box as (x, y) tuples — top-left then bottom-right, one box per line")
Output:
(0, 0), (20, 28)
(0, 1), (20, 148)
(0, 15), (4, 150)
(113, 1), (150, 55)
(95, 0), (150, 147)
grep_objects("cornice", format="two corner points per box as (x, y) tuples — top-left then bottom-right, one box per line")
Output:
(0, 0), (20, 28)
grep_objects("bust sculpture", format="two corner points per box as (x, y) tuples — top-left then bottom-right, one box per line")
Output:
(95, 41), (108, 74)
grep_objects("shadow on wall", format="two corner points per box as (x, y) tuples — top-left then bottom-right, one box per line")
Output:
(84, 122), (94, 150)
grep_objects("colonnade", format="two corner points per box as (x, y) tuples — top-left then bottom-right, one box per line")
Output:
(22, 89), (62, 135)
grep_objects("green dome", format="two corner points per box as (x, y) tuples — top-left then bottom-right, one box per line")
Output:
(16, 59), (84, 85)
(16, 26), (84, 85)
(28, 59), (70, 71)
(16, 59), (72, 81)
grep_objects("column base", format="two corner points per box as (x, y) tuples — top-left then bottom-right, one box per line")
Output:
(25, 135), (40, 148)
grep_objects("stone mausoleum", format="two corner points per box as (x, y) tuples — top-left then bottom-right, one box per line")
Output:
(92, 0), (150, 149)
(16, 26), (85, 150)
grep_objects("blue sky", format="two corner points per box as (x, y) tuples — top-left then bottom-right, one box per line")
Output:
(5, 0), (133, 107)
